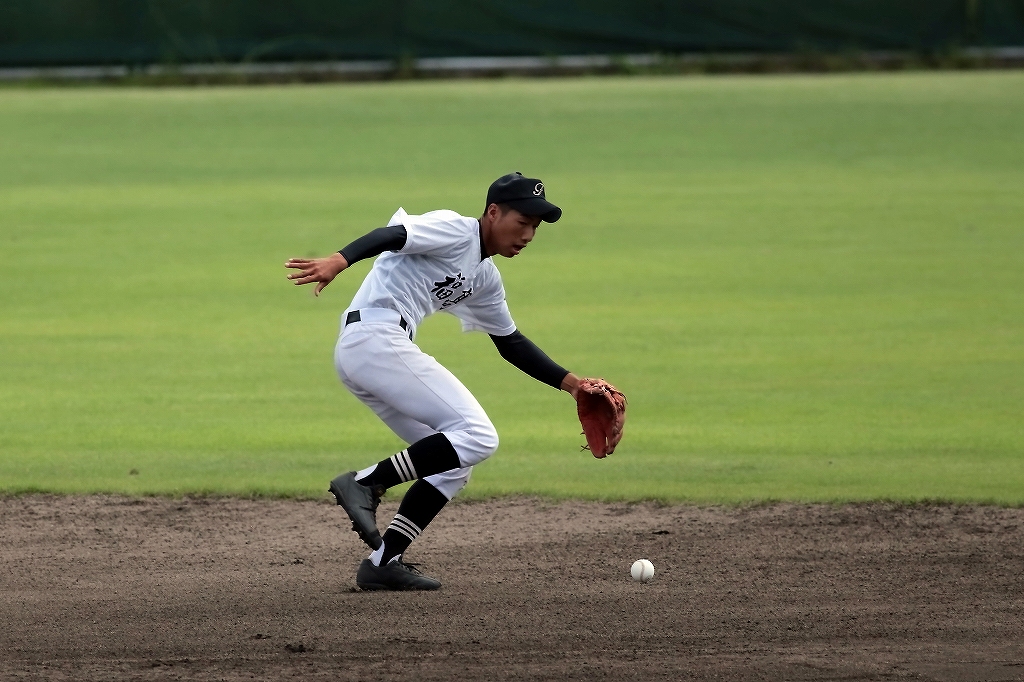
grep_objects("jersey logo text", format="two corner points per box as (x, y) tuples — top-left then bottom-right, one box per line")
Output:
(431, 273), (473, 308)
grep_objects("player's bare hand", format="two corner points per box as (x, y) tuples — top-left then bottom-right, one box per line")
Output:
(285, 253), (349, 297)
(561, 372), (581, 399)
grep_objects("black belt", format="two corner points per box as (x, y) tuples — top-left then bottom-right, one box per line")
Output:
(345, 310), (412, 338)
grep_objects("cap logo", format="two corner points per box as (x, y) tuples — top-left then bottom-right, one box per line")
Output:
(533, 182), (544, 196)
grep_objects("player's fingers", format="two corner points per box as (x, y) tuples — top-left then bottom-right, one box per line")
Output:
(314, 281), (328, 296)
(287, 268), (317, 280)
(285, 259), (311, 268)
(292, 274), (322, 285)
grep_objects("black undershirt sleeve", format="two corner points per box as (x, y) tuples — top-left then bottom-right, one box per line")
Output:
(489, 331), (569, 390)
(338, 225), (408, 265)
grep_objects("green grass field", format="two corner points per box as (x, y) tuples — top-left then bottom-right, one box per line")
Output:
(1, 72), (1022, 502)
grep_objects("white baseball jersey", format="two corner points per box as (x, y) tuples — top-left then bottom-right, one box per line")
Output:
(346, 208), (517, 338)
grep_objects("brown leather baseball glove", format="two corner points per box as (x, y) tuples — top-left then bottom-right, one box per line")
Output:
(576, 378), (627, 458)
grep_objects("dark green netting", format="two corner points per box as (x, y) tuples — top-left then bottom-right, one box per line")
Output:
(1, 0), (1022, 67)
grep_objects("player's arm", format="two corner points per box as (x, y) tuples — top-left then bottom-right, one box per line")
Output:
(285, 225), (408, 296)
(489, 331), (580, 398)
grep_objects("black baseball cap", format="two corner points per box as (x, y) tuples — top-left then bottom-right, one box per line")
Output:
(486, 172), (562, 223)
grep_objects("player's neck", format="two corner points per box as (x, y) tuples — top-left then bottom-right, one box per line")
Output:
(478, 217), (493, 260)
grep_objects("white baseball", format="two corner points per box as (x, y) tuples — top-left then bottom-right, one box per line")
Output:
(630, 559), (655, 582)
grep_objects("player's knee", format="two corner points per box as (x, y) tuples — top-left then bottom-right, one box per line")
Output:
(475, 423), (499, 459)
(456, 423), (498, 466)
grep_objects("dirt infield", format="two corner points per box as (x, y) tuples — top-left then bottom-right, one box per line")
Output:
(2, 496), (1023, 681)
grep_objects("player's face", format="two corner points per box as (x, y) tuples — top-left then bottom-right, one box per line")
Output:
(490, 207), (541, 258)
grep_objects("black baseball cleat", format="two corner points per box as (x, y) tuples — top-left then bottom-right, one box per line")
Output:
(329, 472), (384, 550)
(356, 558), (442, 591)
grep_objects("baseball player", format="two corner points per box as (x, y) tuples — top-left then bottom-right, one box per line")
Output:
(286, 172), (622, 591)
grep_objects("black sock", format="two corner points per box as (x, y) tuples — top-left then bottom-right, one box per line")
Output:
(379, 479), (450, 565)
(355, 433), (461, 491)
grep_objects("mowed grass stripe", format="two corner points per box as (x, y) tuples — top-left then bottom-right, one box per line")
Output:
(0, 72), (1022, 501)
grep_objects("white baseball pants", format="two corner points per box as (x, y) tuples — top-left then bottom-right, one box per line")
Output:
(334, 309), (499, 500)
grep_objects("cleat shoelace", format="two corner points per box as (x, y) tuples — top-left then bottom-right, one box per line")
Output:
(393, 560), (423, 574)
